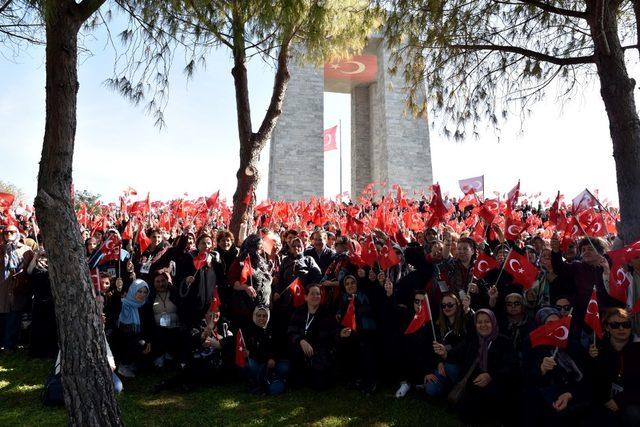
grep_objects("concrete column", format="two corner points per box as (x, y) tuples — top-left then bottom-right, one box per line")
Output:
(370, 42), (433, 194)
(350, 86), (372, 197)
(268, 61), (324, 201)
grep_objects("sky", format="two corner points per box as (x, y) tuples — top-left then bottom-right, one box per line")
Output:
(0, 16), (631, 208)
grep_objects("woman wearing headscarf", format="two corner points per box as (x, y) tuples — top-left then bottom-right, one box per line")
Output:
(589, 308), (640, 427)
(179, 234), (223, 329)
(437, 308), (516, 424)
(498, 290), (535, 367)
(287, 284), (338, 390)
(522, 307), (591, 426)
(0, 225), (32, 351)
(114, 279), (153, 378)
(242, 306), (289, 396)
(227, 234), (272, 330)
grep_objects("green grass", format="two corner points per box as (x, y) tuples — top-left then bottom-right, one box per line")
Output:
(0, 350), (463, 426)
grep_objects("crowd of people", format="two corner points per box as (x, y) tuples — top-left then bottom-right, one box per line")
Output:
(0, 181), (639, 425)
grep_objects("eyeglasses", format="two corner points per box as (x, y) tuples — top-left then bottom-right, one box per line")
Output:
(506, 301), (522, 307)
(555, 304), (572, 311)
(441, 303), (456, 309)
(608, 321), (632, 330)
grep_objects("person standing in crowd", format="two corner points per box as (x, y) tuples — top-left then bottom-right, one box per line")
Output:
(115, 279), (153, 378)
(590, 308), (640, 426)
(304, 230), (335, 275)
(287, 284), (338, 390)
(134, 228), (171, 282)
(26, 247), (57, 358)
(0, 225), (32, 352)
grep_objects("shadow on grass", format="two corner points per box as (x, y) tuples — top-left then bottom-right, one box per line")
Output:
(0, 350), (463, 426)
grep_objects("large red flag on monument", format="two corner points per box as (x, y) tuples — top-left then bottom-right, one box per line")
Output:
(323, 125), (338, 151)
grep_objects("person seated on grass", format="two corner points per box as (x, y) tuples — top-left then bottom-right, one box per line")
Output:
(114, 279), (153, 379)
(287, 284), (338, 390)
(335, 275), (377, 395)
(437, 308), (516, 425)
(242, 306), (289, 396)
(522, 307), (591, 427)
(589, 307), (640, 427)
(155, 298), (234, 392)
(395, 290), (436, 398)
(425, 292), (471, 398)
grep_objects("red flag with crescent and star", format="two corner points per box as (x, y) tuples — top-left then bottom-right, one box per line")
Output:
(458, 175), (484, 195)
(341, 296), (357, 331)
(287, 277), (306, 308)
(584, 289), (603, 339)
(504, 250), (538, 289)
(235, 329), (247, 368)
(99, 233), (121, 265)
(473, 252), (499, 279)
(324, 55), (377, 82)
(529, 315), (572, 348)
(405, 299), (431, 335)
(323, 125), (338, 152)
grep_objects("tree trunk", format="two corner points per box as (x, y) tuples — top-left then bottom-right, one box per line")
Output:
(34, 1), (122, 425)
(589, 2), (640, 243)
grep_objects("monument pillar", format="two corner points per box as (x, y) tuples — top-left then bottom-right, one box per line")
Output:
(268, 35), (432, 201)
(267, 61), (324, 201)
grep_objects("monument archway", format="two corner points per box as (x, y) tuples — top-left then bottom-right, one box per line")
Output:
(267, 36), (433, 201)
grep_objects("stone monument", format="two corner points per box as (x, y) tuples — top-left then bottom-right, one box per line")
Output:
(268, 36), (432, 201)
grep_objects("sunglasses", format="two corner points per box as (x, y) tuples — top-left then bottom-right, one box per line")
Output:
(3, 230), (17, 234)
(441, 303), (456, 309)
(506, 301), (522, 307)
(608, 321), (632, 330)
(555, 304), (572, 311)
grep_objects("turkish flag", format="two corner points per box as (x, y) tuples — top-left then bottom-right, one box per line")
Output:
(206, 191), (220, 209)
(77, 203), (88, 228)
(506, 181), (520, 212)
(529, 315), (571, 348)
(287, 278), (306, 308)
(235, 328), (247, 368)
(458, 193), (478, 211)
(361, 235), (379, 268)
(138, 227), (151, 254)
(323, 125), (338, 151)
(585, 214), (607, 237)
(122, 220), (133, 240)
(99, 233), (121, 265)
(459, 175), (484, 195)
(504, 216), (524, 240)
(608, 239), (640, 264)
(405, 299), (431, 335)
(341, 296), (357, 331)
(324, 54), (377, 83)
(240, 255), (254, 285)
(378, 240), (401, 270)
(572, 189), (597, 214)
(584, 289), (603, 339)
(90, 268), (101, 292)
(209, 287), (221, 313)
(504, 250), (538, 289)
(473, 252), (499, 279)
(608, 262), (631, 303)
(193, 251), (208, 270)
(428, 184), (448, 225)
(470, 221), (485, 244)
(479, 199), (500, 224)
(0, 192), (15, 212)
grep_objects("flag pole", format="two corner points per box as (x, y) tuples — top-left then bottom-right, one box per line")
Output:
(339, 120), (343, 196)
(492, 248), (512, 289)
(425, 293), (437, 341)
(587, 189), (617, 223)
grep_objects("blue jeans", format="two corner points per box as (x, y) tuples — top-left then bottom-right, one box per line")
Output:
(0, 311), (22, 349)
(245, 358), (290, 396)
(425, 363), (460, 397)
(112, 372), (123, 394)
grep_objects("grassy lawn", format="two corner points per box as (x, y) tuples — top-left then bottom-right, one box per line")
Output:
(0, 350), (464, 426)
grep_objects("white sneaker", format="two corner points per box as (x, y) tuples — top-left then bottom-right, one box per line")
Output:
(117, 365), (136, 378)
(395, 382), (410, 398)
